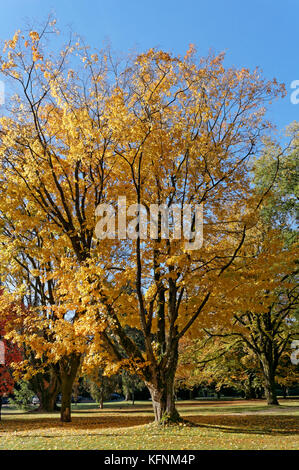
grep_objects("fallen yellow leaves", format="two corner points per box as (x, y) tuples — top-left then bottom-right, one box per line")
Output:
(0, 401), (298, 450)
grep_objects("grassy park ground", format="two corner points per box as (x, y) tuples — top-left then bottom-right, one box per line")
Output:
(0, 399), (298, 450)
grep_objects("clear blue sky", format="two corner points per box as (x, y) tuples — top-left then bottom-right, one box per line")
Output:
(0, 0), (298, 134)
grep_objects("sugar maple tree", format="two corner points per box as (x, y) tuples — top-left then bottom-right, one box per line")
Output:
(0, 22), (285, 423)
(180, 130), (299, 406)
(80, 47), (284, 422)
(0, 23), (114, 421)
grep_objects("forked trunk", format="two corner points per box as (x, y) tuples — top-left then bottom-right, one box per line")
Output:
(148, 377), (180, 424)
(146, 343), (180, 425)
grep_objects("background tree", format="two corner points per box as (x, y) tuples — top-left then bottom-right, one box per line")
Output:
(253, 122), (298, 242)
(83, 371), (121, 409)
(275, 351), (299, 397)
(121, 371), (144, 404)
(9, 380), (35, 411)
(196, 128), (299, 406)
(206, 229), (298, 405)
(0, 318), (22, 420)
(177, 336), (264, 399)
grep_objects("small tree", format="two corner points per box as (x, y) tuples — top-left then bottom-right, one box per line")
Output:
(9, 381), (35, 411)
(122, 371), (144, 404)
(84, 371), (121, 409)
(0, 318), (22, 420)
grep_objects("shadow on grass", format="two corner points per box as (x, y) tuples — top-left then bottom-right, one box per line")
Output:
(73, 408), (153, 415)
(0, 415), (154, 432)
(187, 415), (299, 436)
(1, 414), (298, 439)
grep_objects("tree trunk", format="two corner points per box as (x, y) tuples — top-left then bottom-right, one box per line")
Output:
(244, 388), (255, 400)
(36, 379), (60, 412)
(60, 377), (73, 422)
(37, 391), (59, 412)
(30, 367), (60, 412)
(148, 377), (180, 424)
(244, 375), (256, 399)
(99, 393), (104, 409)
(255, 387), (264, 399)
(0, 396), (2, 421)
(132, 391), (135, 405)
(59, 355), (81, 422)
(261, 359), (279, 405)
(146, 345), (180, 424)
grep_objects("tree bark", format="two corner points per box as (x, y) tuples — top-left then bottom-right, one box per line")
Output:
(99, 393), (104, 409)
(60, 377), (73, 422)
(244, 374), (256, 399)
(146, 343), (180, 424)
(37, 390), (59, 412)
(31, 369), (60, 412)
(0, 396), (2, 421)
(59, 355), (81, 422)
(148, 376), (179, 424)
(261, 359), (279, 405)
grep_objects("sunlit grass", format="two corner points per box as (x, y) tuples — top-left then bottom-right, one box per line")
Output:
(0, 399), (298, 450)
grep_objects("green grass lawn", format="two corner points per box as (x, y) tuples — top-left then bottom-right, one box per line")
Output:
(0, 399), (298, 450)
